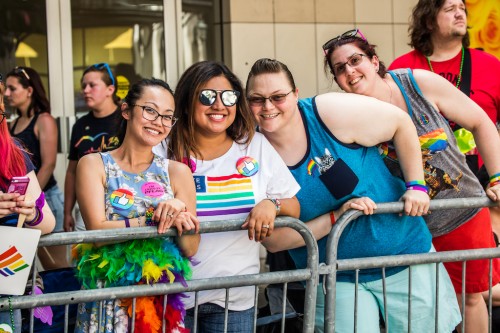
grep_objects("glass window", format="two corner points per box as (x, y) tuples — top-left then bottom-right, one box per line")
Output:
(181, 0), (220, 71)
(71, 0), (166, 113)
(0, 0), (49, 118)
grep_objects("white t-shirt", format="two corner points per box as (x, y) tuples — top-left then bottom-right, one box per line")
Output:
(175, 133), (300, 311)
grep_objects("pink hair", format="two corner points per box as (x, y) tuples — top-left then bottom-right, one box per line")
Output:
(0, 83), (27, 189)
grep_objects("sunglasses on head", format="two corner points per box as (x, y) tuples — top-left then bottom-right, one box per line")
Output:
(322, 29), (366, 55)
(88, 62), (115, 86)
(199, 89), (240, 107)
(14, 66), (30, 81)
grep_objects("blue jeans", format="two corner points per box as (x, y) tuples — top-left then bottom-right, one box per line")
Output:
(0, 307), (21, 332)
(44, 185), (64, 232)
(185, 303), (255, 333)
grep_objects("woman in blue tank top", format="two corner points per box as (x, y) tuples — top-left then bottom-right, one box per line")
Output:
(246, 58), (461, 332)
(325, 30), (500, 333)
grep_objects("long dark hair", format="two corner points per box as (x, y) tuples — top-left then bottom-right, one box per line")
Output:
(6, 67), (50, 118)
(115, 78), (174, 147)
(409, 0), (470, 56)
(169, 60), (255, 164)
(323, 36), (387, 81)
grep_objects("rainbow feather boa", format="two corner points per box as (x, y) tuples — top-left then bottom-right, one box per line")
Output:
(73, 238), (192, 333)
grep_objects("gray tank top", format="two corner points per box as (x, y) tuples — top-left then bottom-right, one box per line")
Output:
(385, 68), (484, 237)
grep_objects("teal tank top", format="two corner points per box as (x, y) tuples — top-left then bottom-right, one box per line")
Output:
(288, 97), (431, 282)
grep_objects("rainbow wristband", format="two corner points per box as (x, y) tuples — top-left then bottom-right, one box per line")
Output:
(405, 180), (426, 187)
(489, 173), (500, 182)
(406, 185), (429, 193)
(145, 207), (155, 226)
(490, 180), (500, 188)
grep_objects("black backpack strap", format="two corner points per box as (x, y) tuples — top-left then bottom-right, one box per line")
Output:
(459, 47), (472, 97)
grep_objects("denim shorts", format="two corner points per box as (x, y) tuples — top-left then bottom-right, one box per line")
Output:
(44, 185), (64, 232)
(185, 303), (255, 333)
(314, 254), (461, 332)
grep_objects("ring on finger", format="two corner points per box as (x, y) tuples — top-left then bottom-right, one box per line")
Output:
(167, 213), (174, 218)
(262, 225), (270, 229)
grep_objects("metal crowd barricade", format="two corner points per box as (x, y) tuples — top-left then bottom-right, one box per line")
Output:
(0, 216), (319, 333)
(323, 197), (500, 333)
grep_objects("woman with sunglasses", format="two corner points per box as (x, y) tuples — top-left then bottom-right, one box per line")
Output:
(325, 29), (500, 333)
(245, 58), (461, 332)
(0, 75), (55, 331)
(5, 67), (67, 269)
(157, 60), (300, 332)
(64, 63), (122, 233)
(73, 78), (200, 333)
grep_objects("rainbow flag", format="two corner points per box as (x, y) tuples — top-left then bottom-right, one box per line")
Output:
(196, 173), (255, 218)
(0, 246), (30, 277)
(419, 128), (448, 153)
(307, 159), (320, 177)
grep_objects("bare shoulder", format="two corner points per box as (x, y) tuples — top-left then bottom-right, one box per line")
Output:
(78, 153), (104, 170)
(36, 113), (57, 129)
(168, 159), (192, 178)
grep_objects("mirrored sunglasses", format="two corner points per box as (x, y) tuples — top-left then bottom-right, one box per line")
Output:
(322, 28), (366, 54)
(199, 89), (240, 107)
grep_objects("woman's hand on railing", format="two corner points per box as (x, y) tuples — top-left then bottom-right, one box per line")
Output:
(167, 211), (199, 236)
(335, 197), (377, 221)
(154, 198), (187, 233)
(400, 189), (430, 216)
(486, 183), (500, 203)
(242, 199), (276, 242)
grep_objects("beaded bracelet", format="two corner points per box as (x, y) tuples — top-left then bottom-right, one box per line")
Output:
(25, 192), (45, 227)
(145, 207), (155, 226)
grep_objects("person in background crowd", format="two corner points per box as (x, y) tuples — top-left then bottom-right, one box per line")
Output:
(159, 60), (300, 333)
(325, 28), (500, 333)
(0, 73), (55, 332)
(73, 78), (199, 333)
(5, 66), (67, 269)
(64, 63), (121, 232)
(246, 58), (461, 333)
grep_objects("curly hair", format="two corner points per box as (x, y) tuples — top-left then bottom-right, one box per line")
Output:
(409, 0), (470, 56)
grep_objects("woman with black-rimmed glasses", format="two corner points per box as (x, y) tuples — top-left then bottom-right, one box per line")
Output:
(325, 28), (500, 333)
(64, 63), (122, 233)
(73, 78), (200, 333)
(153, 61), (300, 332)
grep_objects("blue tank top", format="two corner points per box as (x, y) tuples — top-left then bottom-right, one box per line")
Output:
(288, 97), (431, 282)
(100, 152), (174, 220)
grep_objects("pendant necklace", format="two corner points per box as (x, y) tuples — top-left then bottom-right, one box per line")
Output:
(426, 46), (464, 88)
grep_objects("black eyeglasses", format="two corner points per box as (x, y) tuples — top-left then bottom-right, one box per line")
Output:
(133, 104), (177, 128)
(247, 90), (294, 107)
(322, 29), (366, 55)
(88, 63), (115, 86)
(199, 89), (240, 107)
(332, 53), (367, 76)
(14, 66), (30, 81)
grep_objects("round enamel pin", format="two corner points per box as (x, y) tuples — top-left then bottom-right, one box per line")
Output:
(110, 188), (134, 210)
(0, 324), (13, 333)
(236, 156), (259, 177)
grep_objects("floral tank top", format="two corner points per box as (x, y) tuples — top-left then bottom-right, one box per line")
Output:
(99, 152), (174, 220)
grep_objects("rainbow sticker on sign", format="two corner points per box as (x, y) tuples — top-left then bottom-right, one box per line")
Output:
(0, 246), (30, 277)
(110, 188), (134, 210)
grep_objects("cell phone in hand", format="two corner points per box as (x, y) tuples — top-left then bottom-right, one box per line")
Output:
(7, 176), (30, 195)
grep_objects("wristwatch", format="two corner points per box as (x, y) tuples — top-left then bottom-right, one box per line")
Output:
(266, 198), (281, 216)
